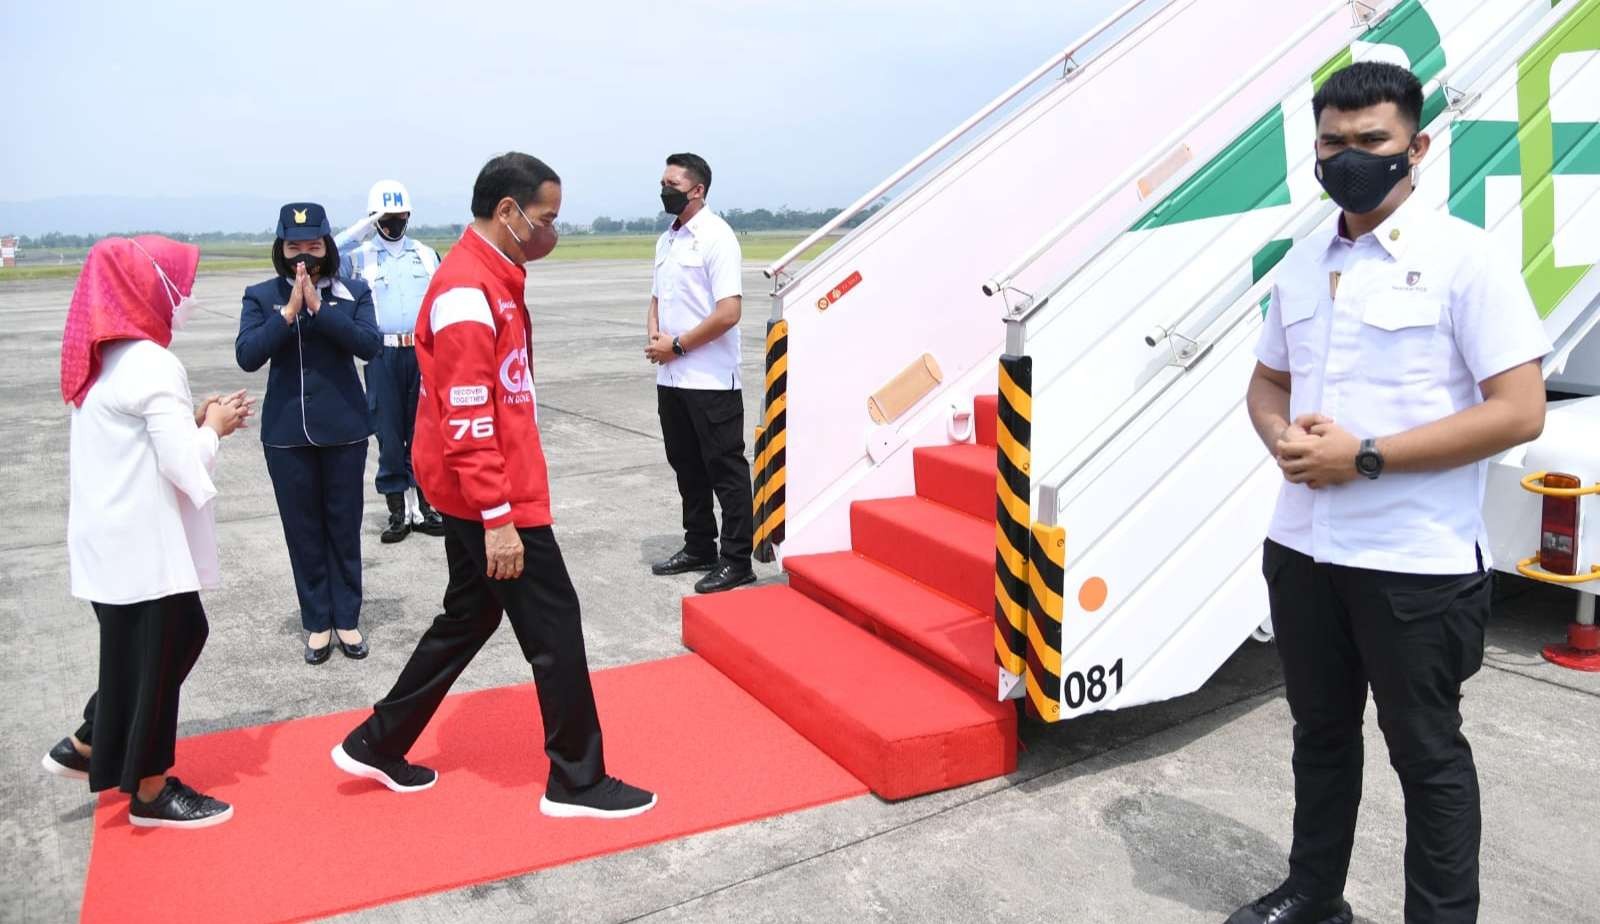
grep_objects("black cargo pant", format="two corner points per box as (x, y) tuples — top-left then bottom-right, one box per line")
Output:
(657, 385), (753, 565)
(358, 516), (605, 791)
(1264, 539), (1491, 923)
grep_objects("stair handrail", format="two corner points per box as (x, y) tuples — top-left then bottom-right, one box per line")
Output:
(980, 0), (1389, 307)
(761, 0), (1168, 284)
(1032, 0), (1577, 526)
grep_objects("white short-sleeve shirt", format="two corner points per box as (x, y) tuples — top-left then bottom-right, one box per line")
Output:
(653, 208), (743, 390)
(1255, 197), (1550, 574)
(68, 340), (222, 604)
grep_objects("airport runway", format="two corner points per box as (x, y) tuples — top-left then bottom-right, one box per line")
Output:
(2, 262), (1597, 923)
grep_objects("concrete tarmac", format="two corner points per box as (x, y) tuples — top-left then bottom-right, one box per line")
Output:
(2, 262), (1596, 923)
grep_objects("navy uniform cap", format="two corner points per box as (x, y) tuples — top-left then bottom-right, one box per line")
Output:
(277, 202), (331, 241)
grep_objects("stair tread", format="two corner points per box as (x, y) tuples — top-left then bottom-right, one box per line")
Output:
(851, 497), (993, 614)
(787, 551), (993, 694)
(683, 584), (1016, 800)
(913, 443), (997, 522)
(974, 395), (999, 448)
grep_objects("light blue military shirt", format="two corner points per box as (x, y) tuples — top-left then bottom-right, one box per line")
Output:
(341, 236), (440, 335)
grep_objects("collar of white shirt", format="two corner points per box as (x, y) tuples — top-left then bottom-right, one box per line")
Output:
(1317, 192), (1426, 262)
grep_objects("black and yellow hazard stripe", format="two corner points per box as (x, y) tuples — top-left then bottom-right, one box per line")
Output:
(1025, 523), (1066, 722)
(993, 354), (1032, 681)
(752, 320), (789, 563)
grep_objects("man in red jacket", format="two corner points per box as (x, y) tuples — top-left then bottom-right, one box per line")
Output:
(332, 153), (656, 819)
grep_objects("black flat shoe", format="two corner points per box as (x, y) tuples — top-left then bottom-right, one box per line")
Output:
(694, 561), (757, 595)
(337, 635), (369, 660)
(305, 638), (332, 665)
(652, 548), (718, 576)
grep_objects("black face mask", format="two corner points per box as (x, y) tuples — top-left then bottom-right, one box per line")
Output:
(660, 187), (690, 216)
(376, 216), (408, 241)
(286, 252), (320, 276)
(1315, 144), (1414, 214)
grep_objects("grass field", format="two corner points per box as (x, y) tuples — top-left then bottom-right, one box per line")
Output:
(0, 232), (834, 284)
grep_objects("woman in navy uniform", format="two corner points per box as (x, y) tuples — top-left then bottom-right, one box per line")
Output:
(236, 203), (382, 664)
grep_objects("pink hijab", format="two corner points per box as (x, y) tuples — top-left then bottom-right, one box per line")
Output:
(59, 235), (200, 407)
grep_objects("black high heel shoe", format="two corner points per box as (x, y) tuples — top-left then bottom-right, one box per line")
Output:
(336, 631), (369, 660)
(305, 636), (333, 665)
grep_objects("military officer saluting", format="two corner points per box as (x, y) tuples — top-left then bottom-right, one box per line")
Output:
(342, 180), (445, 542)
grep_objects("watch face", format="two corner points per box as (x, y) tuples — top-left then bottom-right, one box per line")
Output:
(1357, 452), (1380, 476)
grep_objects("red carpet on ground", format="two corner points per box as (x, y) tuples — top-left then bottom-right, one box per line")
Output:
(80, 655), (867, 924)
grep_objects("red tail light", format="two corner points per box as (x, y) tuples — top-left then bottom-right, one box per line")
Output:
(1539, 472), (1582, 576)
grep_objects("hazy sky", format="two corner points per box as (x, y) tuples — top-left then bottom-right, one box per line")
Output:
(2, 0), (1124, 230)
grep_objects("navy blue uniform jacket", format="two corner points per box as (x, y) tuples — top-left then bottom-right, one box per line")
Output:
(235, 275), (382, 447)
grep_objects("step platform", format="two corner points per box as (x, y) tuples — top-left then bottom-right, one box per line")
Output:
(786, 551), (993, 696)
(683, 584), (1016, 800)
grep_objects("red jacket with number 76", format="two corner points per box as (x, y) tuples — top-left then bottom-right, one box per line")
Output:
(412, 228), (550, 530)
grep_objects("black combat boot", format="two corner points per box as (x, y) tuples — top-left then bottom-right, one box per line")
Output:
(381, 493), (410, 543)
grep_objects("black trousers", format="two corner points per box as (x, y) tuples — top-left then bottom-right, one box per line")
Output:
(76, 593), (209, 793)
(1264, 539), (1491, 923)
(264, 441), (368, 632)
(365, 345), (420, 496)
(358, 516), (605, 791)
(657, 386), (753, 565)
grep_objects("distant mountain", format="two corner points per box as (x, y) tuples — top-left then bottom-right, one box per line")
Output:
(0, 194), (374, 237)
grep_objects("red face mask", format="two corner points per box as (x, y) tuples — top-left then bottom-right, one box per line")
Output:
(506, 204), (559, 263)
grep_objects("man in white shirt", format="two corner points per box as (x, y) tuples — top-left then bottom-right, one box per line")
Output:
(644, 152), (755, 595)
(1234, 63), (1550, 924)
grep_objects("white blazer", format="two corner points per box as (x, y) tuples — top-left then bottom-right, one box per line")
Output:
(68, 340), (221, 605)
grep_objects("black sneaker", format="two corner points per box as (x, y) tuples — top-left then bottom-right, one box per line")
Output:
(331, 729), (437, 793)
(539, 775), (656, 819)
(128, 777), (233, 829)
(1225, 882), (1352, 924)
(42, 737), (90, 780)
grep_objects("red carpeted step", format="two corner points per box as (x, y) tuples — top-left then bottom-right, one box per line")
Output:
(683, 585), (1016, 800)
(851, 496), (993, 614)
(974, 394), (999, 447)
(914, 442), (997, 522)
(787, 551), (993, 695)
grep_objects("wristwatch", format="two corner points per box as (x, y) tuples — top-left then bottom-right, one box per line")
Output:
(671, 335), (685, 356)
(1355, 437), (1384, 480)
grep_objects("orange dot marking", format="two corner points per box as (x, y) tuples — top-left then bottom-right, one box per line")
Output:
(1079, 577), (1108, 612)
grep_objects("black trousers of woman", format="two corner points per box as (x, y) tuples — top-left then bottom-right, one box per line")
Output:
(74, 592), (209, 793)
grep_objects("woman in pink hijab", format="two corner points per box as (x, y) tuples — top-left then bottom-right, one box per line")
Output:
(41, 236), (253, 829)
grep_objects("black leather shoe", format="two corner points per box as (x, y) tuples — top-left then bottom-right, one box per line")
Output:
(414, 493), (445, 537)
(694, 561), (757, 595)
(337, 633), (369, 660)
(305, 637), (332, 665)
(381, 493), (410, 544)
(652, 548), (718, 576)
(1225, 884), (1352, 924)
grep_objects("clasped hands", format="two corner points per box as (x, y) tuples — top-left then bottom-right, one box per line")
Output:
(644, 331), (676, 365)
(1274, 413), (1362, 490)
(282, 263), (322, 322)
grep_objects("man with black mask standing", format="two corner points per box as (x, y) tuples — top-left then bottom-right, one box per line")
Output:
(342, 180), (445, 543)
(1233, 62), (1549, 924)
(645, 153), (755, 595)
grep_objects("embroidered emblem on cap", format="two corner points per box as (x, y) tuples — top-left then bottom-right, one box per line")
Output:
(294, 209), (308, 224)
